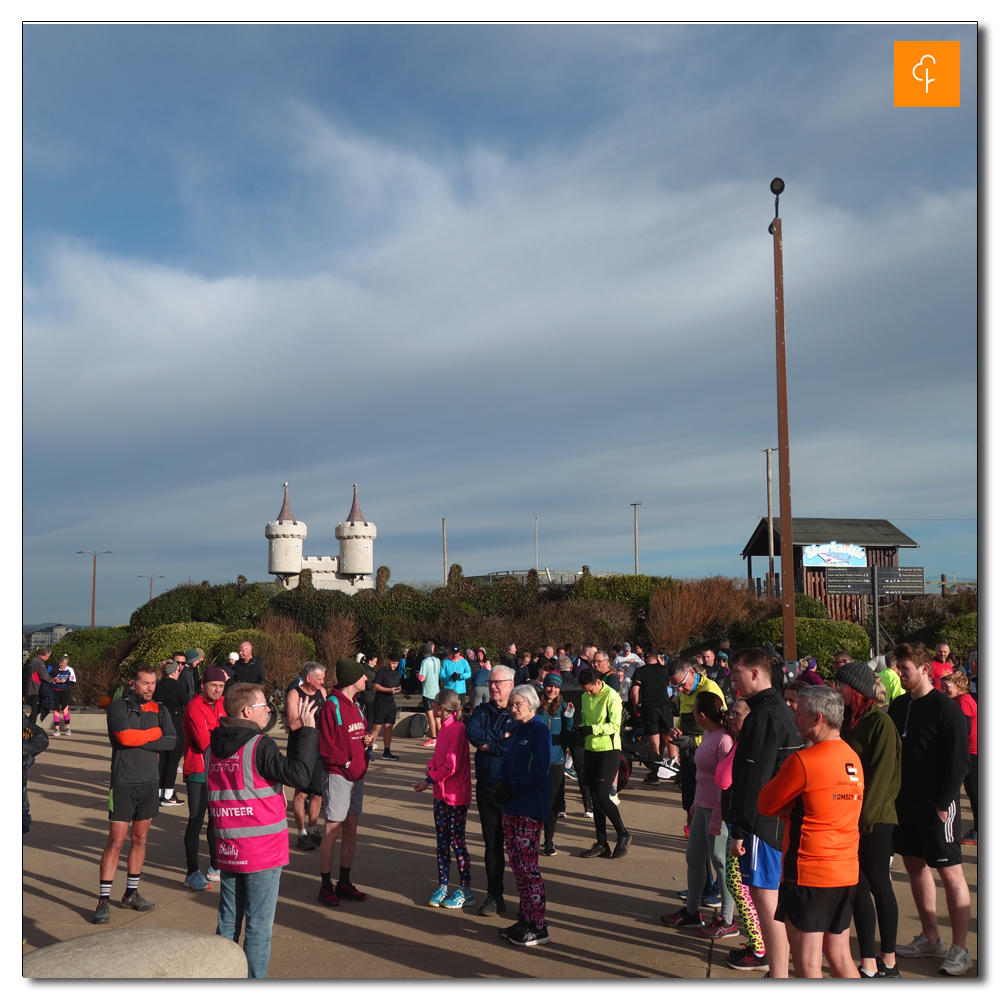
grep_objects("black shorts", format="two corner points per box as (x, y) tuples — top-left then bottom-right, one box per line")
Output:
(893, 798), (963, 868)
(641, 704), (674, 736)
(108, 782), (159, 823)
(420, 696), (436, 712)
(775, 882), (855, 934)
(371, 699), (398, 725)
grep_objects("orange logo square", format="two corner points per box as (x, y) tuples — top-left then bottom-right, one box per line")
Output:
(894, 41), (960, 107)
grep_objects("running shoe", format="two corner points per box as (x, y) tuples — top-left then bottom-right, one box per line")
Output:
(160, 797), (182, 807)
(661, 907), (704, 929)
(121, 890), (155, 911)
(698, 915), (739, 939)
(726, 944), (768, 971)
(960, 829), (978, 845)
(51, 731), (60, 737)
(583, 810), (595, 818)
(207, 867), (221, 882)
(939, 944), (973, 976)
(442, 887), (475, 909)
(318, 884), (339, 907)
(557, 811), (567, 818)
(421, 738), (437, 747)
(63, 729), (71, 735)
(611, 833), (632, 859)
(542, 843), (558, 856)
(683, 824), (690, 839)
(381, 750), (400, 761)
(296, 833), (316, 851)
(896, 933), (947, 958)
(335, 881), (367, 901)
(478, 894), (506, 916)
(506, 922), (550, 946)
(183, 871), (211, 891)
(579, 842), (613, 859)
(309, 829), (323, 847)
(701, 889), (722, 908)
(93, 899), (111, 924)
(643, 774), (661, 785)
(499, 918), (528, 940)
(427, 885), (449, 907)
(609, 792), (621, 806)
(876, 958), (901, 978)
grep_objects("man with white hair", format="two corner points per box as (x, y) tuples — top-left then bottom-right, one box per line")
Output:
(467, 664), (516, 916)
(758, 685), (864, 978)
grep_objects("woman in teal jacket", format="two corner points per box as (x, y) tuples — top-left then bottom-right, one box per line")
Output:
(539, 673), (574, 856)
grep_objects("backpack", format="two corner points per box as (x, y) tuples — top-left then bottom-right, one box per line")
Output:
(405, 713), (429, 739)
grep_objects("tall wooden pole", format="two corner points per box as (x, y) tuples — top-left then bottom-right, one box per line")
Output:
(631, 502), (641, 575)
(442, 518), (448, 586)
(771, 196), (797, 663)
(90, 553), (97, 629)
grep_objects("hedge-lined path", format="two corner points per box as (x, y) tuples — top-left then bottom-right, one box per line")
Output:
(23, 710), (977, 978)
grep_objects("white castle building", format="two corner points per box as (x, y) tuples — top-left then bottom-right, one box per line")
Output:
(265, 484), (376, 594)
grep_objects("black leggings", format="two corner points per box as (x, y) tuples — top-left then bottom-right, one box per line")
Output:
(583, 749), (627, 844)
(544, 763), (565, 847)
(853, 822), (898, 958)
(27, 696), (41, 725)
(569, 744), (593, 812)
(158, 717), (185, 793)
(184, 780), (217, 874)
(965, 754), (978, 830)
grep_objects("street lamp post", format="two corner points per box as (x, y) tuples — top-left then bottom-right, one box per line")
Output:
(77, 550), (112, 628)
(535, 515), (539, 572)
(768, 177), (796, 662)
(138, 574), (166, 602)
(760, 448), (777, 594)
(631, 502), (642, 575)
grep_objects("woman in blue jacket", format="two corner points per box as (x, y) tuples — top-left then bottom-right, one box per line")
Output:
(493, 684), (552, 947)
(539, 673), (574, 856)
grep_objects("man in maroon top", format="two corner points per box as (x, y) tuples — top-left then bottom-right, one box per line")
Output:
(316, 659), (371, 907)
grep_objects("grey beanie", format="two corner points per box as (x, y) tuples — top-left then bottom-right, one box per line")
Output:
(334, 658), (366, 689)
(834, 661), (875, 699)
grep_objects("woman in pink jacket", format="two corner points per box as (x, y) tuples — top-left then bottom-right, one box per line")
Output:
(413, 689), (474, 909)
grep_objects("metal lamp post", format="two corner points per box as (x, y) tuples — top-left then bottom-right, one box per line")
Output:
(631, 502), (642, 575)
(138, 574), (165, 602)
(77, 550), (112, 628)
(768, 177), (797, 662)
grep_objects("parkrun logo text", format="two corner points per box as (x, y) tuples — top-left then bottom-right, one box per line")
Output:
(894, 41), (960, 107)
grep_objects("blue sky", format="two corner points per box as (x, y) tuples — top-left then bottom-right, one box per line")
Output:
(22, 23), (978, 626)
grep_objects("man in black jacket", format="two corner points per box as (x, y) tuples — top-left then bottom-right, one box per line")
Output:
(227, 642), (267, 690)
(888, 643), (973, 976)
(95, 663), (177, 924)
(209, 682), (318, 978)
(467, 665), (515, 917)
(726, 647), (803, 976)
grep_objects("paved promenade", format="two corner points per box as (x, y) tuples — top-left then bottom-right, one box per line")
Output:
(23, 707), (977, 978)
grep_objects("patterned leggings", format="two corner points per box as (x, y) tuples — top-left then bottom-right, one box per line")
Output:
(725, 829), (764, 953)
(502, 814), (546, 928)
(434, 800), (472, 888)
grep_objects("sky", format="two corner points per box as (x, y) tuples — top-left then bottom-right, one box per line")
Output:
(22, 22), (978, 627)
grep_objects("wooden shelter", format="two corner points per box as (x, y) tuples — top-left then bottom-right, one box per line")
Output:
(742, 517), (919, 621)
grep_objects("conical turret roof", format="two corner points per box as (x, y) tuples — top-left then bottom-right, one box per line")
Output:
(346, 484), (368, 526)
(276, 483), (297, 523)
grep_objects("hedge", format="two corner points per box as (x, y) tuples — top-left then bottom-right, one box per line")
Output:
(49, 625), (131, 668)
(129, 582), (279, 632)
(121, 623), (226, 670)
(750, 617), (870, 673)
(936, 613), (977, 661)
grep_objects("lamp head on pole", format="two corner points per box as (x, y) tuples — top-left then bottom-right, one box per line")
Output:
(768, 177), (784, 233)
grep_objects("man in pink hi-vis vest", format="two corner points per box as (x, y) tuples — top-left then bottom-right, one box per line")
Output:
(207, 682), (318, 978)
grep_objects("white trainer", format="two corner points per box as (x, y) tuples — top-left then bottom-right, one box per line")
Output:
(939, 944), (973, 976)
(896, 933), (947, 958)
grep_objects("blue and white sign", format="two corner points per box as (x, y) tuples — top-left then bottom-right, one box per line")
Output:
(802, 541), (867, 568)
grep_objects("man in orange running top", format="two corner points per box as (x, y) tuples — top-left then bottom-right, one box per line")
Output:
(758, 685), (863, 978)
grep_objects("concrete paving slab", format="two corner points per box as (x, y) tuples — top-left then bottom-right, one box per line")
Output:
(23, 713), (977, 978)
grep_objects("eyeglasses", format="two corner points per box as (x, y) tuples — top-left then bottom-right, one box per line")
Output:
(250, 702), (270, 710)
(488, 680), (512, 686)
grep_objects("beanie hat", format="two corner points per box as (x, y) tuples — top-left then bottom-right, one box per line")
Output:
(834, 661), (875, 699)
(186, 648), (204, 664)
(203, 665), (229, 684)
(542, 672), (563, 688)
(334, 658), (365, 689)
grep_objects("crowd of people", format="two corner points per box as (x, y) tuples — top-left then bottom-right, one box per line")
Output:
(23, 634), (978, 978)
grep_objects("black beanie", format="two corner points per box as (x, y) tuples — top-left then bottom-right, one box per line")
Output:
(834, 661), (875, 699)
(334, 658), (365, 689)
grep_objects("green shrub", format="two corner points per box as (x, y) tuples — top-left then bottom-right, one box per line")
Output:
(571, 574), (673, 616)
(794, 593), (829, 619)
(129, 582), (278, 632)
(750, 617), (869, 672)
(936, 613), (977, 661)
(49, 625), (131, 668)
(121, 623), (226, 670)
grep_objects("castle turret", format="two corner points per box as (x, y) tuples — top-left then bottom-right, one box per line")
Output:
(335, 484), (377, 577)
(265, 483), (307, 580)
